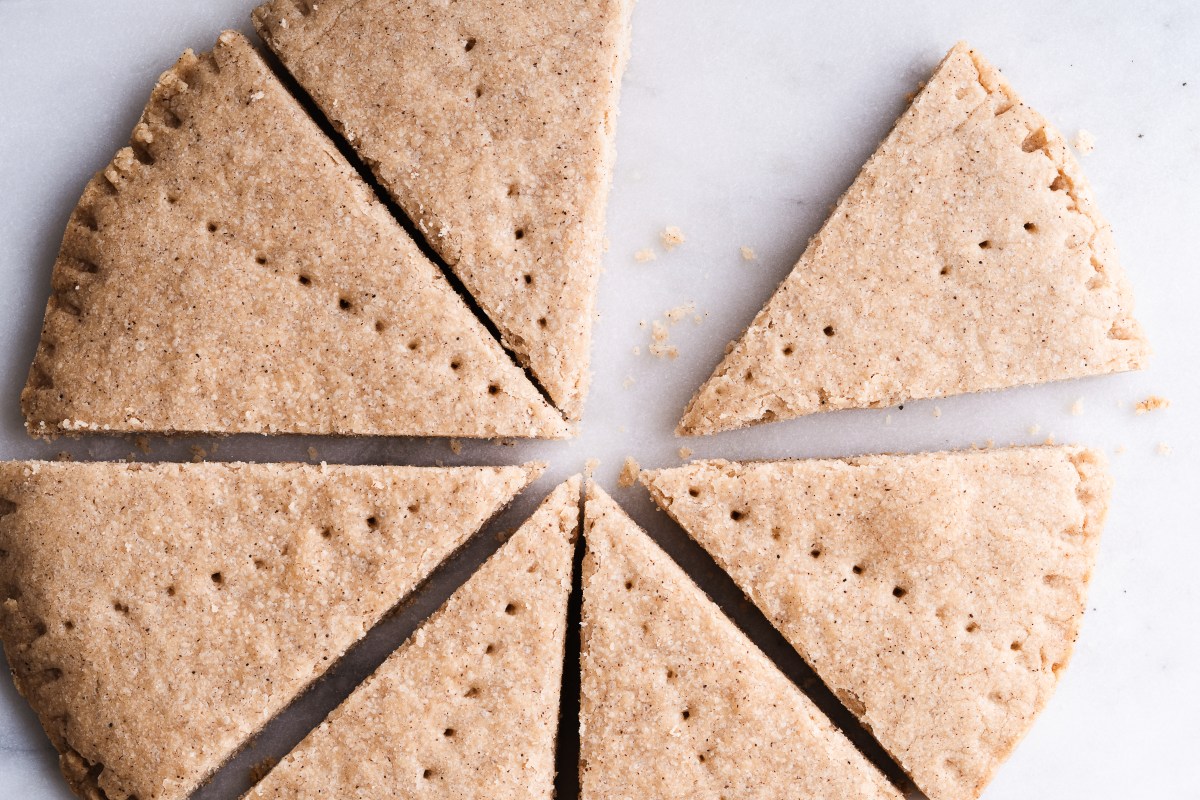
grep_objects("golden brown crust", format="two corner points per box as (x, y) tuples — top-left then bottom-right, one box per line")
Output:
(254, 0), (637, 419)
(0, 459), (538, 800)
(579, 485), (901, 800)
(679, 43), (1149, 435)
(249, 476), (580, 799)
(22, 31), (568, 439)
(643, 446), (1109, 800)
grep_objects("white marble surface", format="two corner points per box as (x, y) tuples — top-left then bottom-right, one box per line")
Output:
(1, 1), (1198, 797)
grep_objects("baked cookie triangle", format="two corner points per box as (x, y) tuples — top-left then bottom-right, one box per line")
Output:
(678, 42), (1148, 435)
(0, 459), (539, 800)
(642, 446), (1109, 800)
(247, 476), (580, 799)
(22, 31), (568, 439)
(254, 0), (637, 419)
(579, 484), (901, 800)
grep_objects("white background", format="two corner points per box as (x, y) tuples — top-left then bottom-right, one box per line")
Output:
(1, 1), (1197, 797)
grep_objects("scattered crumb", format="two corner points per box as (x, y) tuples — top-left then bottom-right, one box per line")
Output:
(190, 445), (207, 463)
(497, 438), (516, 447)
(932, 406), (942, 419)
(692, 314), (704, 325)
(1044, 434), (1056, 445)
(134, 435), (151, 455)
(665, 302), (696, 324)
(622, 375), (635, 389)
(1157, 442), (1172, 456)
(247, 90), (265, 104)
(1028, 424), (1041, 436)
(1072, 129), (1096, 155)
(55, 451), (73, 462)
(634, 248), (656, 263)
(249, 757), (277, 784)
(660, 226), (686, 251)
(1135, 395), (1170, 414)
(884, 414), (892, 425)
(1114, 444), (1126, 455)
(638, 320), (647, 329)
(632, 345), (641, 356)
(1070, 399), (1084, 416)
(740, 246), (757, 261)
(648, 319), (679, 358)
(210, 442), (219, 455)
(449, 439), (462, 455)
(678, 447), (692, 460)
(584, 458), (600, 479)
(618, 457), (640, 488)
(986, 438), (995, 448)
(307, 446), (319, 461)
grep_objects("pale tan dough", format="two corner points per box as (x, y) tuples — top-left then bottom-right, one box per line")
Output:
(254, 0), (637, 419)
(643, 445), (1109, 800)
(22, 31), (567, 440)
(679, 42), (1149, 435)
(579, 484), (902, 800)
(0, 459), (539, 800)
(248, 476), (579, 799)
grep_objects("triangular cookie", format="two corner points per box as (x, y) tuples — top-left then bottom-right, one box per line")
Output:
(254, 0), (636, 419)
(248, 476), (580, 799)
(642, 446), (1109, 800)
(22, 31), (568, 439)
(679, 42), (1148, 435)
(579, 485), (901, 799)
(0, 459), (538, 800)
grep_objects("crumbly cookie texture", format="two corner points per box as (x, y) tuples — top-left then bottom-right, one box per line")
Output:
(642, 446), (1110, 800)
(254, 0), (636, 420)
(22, 31), (567, 440)
(0, 459), (539, 800)
(579, 485), (902, 800)
(248, 477), (579, 799)
(678, 42), (1149, 436)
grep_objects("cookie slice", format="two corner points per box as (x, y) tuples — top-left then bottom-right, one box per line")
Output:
(678, 42), (1148, 435)
(22, 31), (568, 439)
(248, 476), (579, 799)
(0, 460), (539, 800)
(254, 0), (636, 419)
(579, 485), (901, 799)
(642, 446), (1109, 800)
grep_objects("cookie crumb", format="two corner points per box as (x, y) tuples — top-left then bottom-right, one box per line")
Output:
(740, 246), (757, 261)
(634, 248), (656, 263)
(665, 302), (696, 324)
(190, 445), (207, 463)
(618, 457), (640, 488)
(307, 446), (319, 461)
(677, 447), (692, 460)
(1028, 424), (1041, 436)
(1072, 129), (1096, 155)
(449, 439), (462, 455)
(1069, 399), (1084, 416)
(585, 458), (600, 479)
(1157, 442), (1172, 456)
(649, 344), (679, 359)
(134, 435), (151, 455)
(632, 345), (641, 356)
(932, 406), (942, 419)
(1134, 395), (1170, 414)
(660, 226), (686, 251)
(622, 375), (635, 389)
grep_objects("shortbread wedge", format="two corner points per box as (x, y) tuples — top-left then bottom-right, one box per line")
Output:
(579, 484), (901, 800)
(248, 476), (579, 799)
(678, 42), (1148, 435)
(254, 0), (636, 419)
(643, 446), (1109, 800)
(0, 460), (539, 800)
(22, 31), (568, 439)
